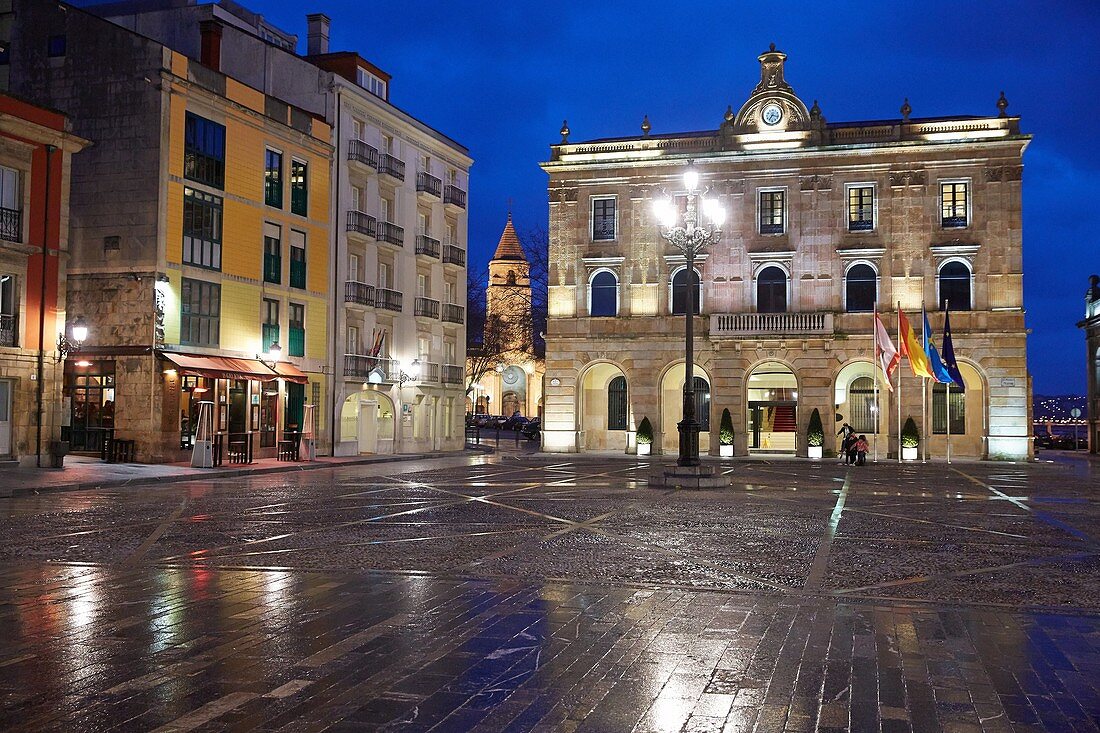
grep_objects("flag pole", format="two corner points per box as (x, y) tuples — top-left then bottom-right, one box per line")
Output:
(873, 301), (879, 463)
(897, 301), (903, 463)
(921, 301), (928, 464)
(946, 299), (952, 464)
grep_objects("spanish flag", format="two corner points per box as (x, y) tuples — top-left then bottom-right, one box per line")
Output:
(898, 309), (935, 379)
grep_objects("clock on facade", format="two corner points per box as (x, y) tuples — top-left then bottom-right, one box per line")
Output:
(761, 103), (783, 126)
(502, 367), (520, 385)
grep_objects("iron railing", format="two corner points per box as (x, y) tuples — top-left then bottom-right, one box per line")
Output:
(378, 153), (405, 180)
(347, 139), (379, 169)
(346, 210), (376, 237)
(344, 281), (375, 306)
(344, 354), (399, 381)
(414, 297), (440, 319)
(415, 235), (441, 258)
(443, 244), (466, 267)
(443, 185), (466, 209)
(416, 171), (442, 197)
(376, 221), (404, 246)
(375, 288), (403, 312)
(442, 364), (464, 385)
(0, 313), (16, 347)
(442, 303), (464, 324)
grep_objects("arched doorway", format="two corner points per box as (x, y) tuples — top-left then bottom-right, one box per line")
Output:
(577, 362), (629, 452)
(659, 363), (711, 455)
(928, 361), (985, 458)
(833, 360), (888, 455)
(747, 361), (797, 453)
(340, 390), (396, 454)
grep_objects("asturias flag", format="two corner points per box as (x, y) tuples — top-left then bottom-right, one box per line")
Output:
(923, 312), (957, 385)
(898, 309), (935, 379)
(941, 308), (966, 390)
(874, 313), (900, 391)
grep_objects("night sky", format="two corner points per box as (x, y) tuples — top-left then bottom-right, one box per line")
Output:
(203, 2), (1100, 393)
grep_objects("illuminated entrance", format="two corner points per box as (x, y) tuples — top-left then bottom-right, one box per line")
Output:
(747, 361), (797, 454)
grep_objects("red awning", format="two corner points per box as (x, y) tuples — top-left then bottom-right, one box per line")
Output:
(161, 352), (278, 381)
(271, 361), (309, 384)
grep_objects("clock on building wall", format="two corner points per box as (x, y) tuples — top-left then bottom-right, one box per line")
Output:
(761, 103), (783, 126)
(502, 366), (521, 386)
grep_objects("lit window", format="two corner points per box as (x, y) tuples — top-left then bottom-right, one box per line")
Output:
(592, 197), (616, 241)
(848, 186), (874, 231)
(941, 182), (968, 228)
(290, 159), (308, 216)
(759, 190), (784, 234)
(264, 149), (283, 208)
(182, 187), (222, 270)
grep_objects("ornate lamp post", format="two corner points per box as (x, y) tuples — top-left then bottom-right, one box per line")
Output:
(653, 164), (725, 466)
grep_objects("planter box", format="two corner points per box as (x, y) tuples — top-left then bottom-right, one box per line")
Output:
(719, 444), (733, 458)
(637, 443), (651, 456)
(902, 446), (918, 461)
(808, 446), (822, 460)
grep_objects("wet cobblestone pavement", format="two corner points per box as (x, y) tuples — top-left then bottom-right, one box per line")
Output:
(1, 454), (1099, 731)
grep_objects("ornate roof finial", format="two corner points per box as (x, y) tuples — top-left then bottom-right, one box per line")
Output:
(769, 42), (776, 52)
(724, 105), (734, 123)
(559, 119), (570, 144)
(996, 90), (1009, 117)
(641, 114), (651, 137)
(810, 99), (821, 119)
(507, 197), (513, 219)
(900, 97), (912, 122)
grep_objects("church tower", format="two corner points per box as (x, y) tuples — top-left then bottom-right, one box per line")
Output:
(486, 213), (532, 353)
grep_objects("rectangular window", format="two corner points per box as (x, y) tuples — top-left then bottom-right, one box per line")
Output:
(418, 335), (430, 361)
(933, 384), (966, 434)
(592, 197), (616, 241)
(0, 166), (19, 243)
(289, 302), (305, 357)
(290, 231), (306, 289)
(759, 190), (785, 234)
(180, 278), (220, 347)
(348, 253), (360, 282)
(380, 194), (393, 223)
(941, 182), (968, 228)
(847, 185), (874, 231)
(47, 35), (66, 58)
(446, 221), (457, 245)
(347, 326), (360, 355)
(352, 118), (365, 141)
(182, 187), (222, 269)
(262, 298), (279, 353)
(417, 273), (428, 298)
(184, 112), (225, 189)
(351, 185), (363, 212)
(264, 149), (283, 208)
(444, 340), (455, 364)
(378, 262), (390, 289)
(290, 159), (308, 216)
(444, 280), (454, 305)
(0, 274), (16, 347)
(263, 223), (281, 284)
(418, 211), (430, 236)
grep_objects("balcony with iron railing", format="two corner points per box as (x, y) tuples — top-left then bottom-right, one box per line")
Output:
(442, 364), (464, 385)
(344, 281), (375, 307)
(415, 234), (441, 259)
(376, 221), (404, 247)
(710, 311), (833, 338)
(343, 354), (400, 381)
(442, 303), (464, 324)
(347, 139), (379, 169)
(378, 153), (405, 181)
(414, 297), (441, 319)
(1, 207), (22, 243)
(346, 210), (376, 239)
(443, 244), (466, 267)
(0, 313), (17, 347)
(419, 361), (441, 383)
(375, 288), (403, 312)
(443, 184), (466, 209)
(416, 171), (442, 198)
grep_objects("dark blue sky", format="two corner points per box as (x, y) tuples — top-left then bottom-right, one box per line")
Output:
(256, 0), (1098, 394)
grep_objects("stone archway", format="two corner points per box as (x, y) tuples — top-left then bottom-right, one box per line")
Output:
(339, 390), (396, 455)
(658, 362), (712, 455)
(746, 361), (798, 454)
(577, 361), (629, 452)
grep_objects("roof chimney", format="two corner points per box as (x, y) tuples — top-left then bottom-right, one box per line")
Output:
(306, 13), (330, 56)
(199, 19), (223, 71)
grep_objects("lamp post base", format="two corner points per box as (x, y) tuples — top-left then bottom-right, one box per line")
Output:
(648, 463), (732, 490)
(677, 417), (701, 467)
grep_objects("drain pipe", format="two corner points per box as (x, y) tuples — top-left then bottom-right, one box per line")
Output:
(35, 144), (56, 468)
(329, 85), (341, 454)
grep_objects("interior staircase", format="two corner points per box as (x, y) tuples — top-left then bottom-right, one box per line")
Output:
(771, 405), (797, 432)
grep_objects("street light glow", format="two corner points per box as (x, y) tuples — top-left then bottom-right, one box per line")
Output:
(682, 167), (699, 192)
(652, 198), (677, 228)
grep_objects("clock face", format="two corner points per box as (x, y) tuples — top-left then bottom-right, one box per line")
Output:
(762, 103), (783, 126)
(502, 367), (520, 385)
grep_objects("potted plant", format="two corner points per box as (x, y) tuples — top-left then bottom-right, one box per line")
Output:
(807, 408), (824, 459)
(636, 416), (653, 456)
(719, 408), (735, 457)
(901, 416), (919, 461)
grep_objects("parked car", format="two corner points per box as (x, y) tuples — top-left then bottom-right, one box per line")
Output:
(503, 414), (529, 430)
(521, 418), (541, 441)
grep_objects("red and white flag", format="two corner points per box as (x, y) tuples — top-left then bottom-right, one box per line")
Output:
(874, 313), (900, 391)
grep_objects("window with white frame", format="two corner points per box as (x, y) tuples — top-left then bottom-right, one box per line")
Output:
(589, 270), (618, 317)
(349, 253), (360, 282)
(356, 68), (387, 99)
(378, 262), (390, 289)
(591, 197), (616, 241)
(351, 118), (365, 141)
(847, 185), (874, 231)
(759, 189), (785, 234)
(351, 185), (364, 213)
(941, 181), (969, 228)
(347, 325), (360, 355)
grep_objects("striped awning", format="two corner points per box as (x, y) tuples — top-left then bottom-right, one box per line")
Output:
(161, 352), (278, 381)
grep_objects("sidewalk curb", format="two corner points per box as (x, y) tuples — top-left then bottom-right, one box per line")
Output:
(2, 450), (476, 498)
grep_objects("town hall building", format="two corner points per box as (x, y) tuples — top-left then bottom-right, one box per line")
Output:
(540, 45), (1032, 460)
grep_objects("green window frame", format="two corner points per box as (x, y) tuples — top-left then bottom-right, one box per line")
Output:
(265, 149), (283, 208)
(290, 159), (308, 216)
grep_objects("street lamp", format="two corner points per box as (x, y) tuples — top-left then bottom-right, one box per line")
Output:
(653, 163), (724, 467)
(55, 317), (89, 363)
(398, 358), (421, 387)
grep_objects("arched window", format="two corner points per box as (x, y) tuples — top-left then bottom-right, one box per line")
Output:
(506, 269), (517, 286)
(845, 263), (877, 313)
(607, 375), (627, 430)
(671, 268), (701, 315)
(938, 261), (971, 311)
(757, 266), (787, 313)
(848, 376), (877, 432)
(932, 382), (965, 434)
(589, 270), (618, 317)
(693, 376), (710, 431)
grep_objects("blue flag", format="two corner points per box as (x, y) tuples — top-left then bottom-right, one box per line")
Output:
(923, 312), (956, 384)
(940, 309), (965, 390)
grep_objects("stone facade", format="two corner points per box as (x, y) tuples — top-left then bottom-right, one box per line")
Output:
(1080, 275), (1100, 453)
(541, 46), (1032, 461)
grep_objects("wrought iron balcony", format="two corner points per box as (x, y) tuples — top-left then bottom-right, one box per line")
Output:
(443, 185), (466, 209)
(0, 313), (17, 347)
(416, 171), (442, 198)
(415, 235), (441, 259)
(347, 139), (379, 169)
(346, 210), (376, 238)
(414, 297), (440, 319)
(378, 153), (405, 181)
(343, 354), (400, 381)
(375, 288), (403, 312)
(376, 221), (404, 247)
(710, 311), (833, 338)
(443, 244), (466, 267)
(442, 303), (464, 324)
(344, 281), (375, 307)
(442, 364), (464, 385)
(420, 361), (441, 383)
(0, 207), (22, 243)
